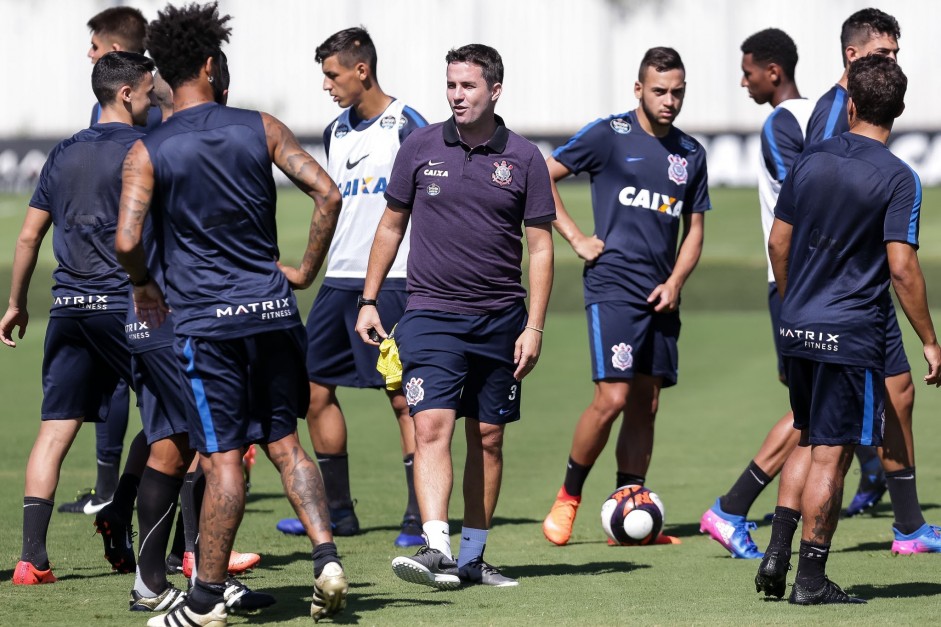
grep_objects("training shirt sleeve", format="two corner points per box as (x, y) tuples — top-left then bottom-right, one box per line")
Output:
(399, 106), (428, 143)
(551, 119), (611, 176)
(884, 164), (922, 248)
(384, 131), (420, 210)
(28, 146), (57, 212)
(773, 159), (799, 225)
(761, 108), (804, 183)
(523, 147), (556, 226)
(683, 147), (711, 214)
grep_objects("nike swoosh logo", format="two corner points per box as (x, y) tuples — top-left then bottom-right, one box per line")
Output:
(748, 470), (766, 486)
(463, 536), (471, 541)
(499, 409), (511, 415)
(346, 154), (369, 169)
(625, 157), (645, 162)
(428, 160), (445, 166)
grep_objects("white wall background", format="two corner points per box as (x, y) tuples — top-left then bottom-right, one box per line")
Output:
(1, 0), (939, 138)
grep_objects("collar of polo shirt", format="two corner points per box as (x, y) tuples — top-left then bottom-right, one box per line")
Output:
(443, 114), (510, 152)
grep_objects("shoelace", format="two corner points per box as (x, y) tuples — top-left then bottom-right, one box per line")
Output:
(738, 521), (759, 548)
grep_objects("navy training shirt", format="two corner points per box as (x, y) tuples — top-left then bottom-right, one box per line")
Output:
(30, 122), (144, 317)
(384, 116), (555, 314)
(775, 132), (921, 369)
(552, 110), (711, 306)
(806, 84), (848, 146)
(142, 102), (300, 340)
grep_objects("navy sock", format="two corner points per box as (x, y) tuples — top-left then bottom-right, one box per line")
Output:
(616, 472), (645, 488)
(21, 497), (54, 569)
(562, 457), (592, 497)
(719, 461), (771, 516)
(794, 540), (830, 590)
(312, 541), (340, 578)
(403, 454), (419, 519)
(316, 452), (352, 511)
(188, 578), (225, 614)
(767, 506), (800, 561)
(168, 509), (185, 562)
(137, 467), (183, 593)
(180, 468), (205, 553)
(887, 467), (926, 535)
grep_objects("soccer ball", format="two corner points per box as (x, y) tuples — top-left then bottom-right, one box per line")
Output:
(600, 484), (665, 545)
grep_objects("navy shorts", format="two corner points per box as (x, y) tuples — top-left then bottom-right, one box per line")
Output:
(41, 314), (133, 421)
(133, 346), (191, 445)
(395, 304), (527, 424)
(884, 306), (910, 377)
(305, 281), (407, 388)
(767, 282), (786, 382)
(177, 326), (309, 454)
(585, 301), (680, 387)
(785, 357), (885, 446)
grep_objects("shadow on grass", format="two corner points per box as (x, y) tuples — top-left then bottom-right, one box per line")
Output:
(840, 541), (892, 553)
(505, 560), (651, 578)
(662, 522), (704, 538)
(847, 581), (941, 599)
(240, 583), (454, 624)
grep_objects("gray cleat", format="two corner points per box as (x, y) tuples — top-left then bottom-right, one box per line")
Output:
(391, 546), (461, 590)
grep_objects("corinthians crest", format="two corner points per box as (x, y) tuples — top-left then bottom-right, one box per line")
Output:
(667, 154), (688, 185)
(611, 343), (633, 371)
(405, 377), (425, 406)
(492, 160), (514, 186)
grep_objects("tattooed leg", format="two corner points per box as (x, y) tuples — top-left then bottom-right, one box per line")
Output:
(196, 449), (245, 583)
(262, 433), (334, 546)
(800, 444), (855, 544)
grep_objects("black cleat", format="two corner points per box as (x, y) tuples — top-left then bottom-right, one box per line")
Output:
(755, 552), (790, 598)
(94, 506), (136, 574)
(330, 504), (360, 537)
(788, 578), (866, 605)
(165, 552), (183, 575)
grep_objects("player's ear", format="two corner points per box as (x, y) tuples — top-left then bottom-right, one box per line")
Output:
(634, 80), (642, 99)
(767, 62), (781, 85)
(490, 81), (502, 102)
(355, 61), (369, 81)
(846, 97), (857, 125)
(119, 84), (133, 103)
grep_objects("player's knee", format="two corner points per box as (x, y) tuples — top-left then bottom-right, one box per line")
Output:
(592, 387), (629, 418)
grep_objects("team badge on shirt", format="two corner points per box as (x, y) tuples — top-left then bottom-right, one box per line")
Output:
(380, 115), (397, 129)
(667, 154), (688, 185)
(492, 160), (514, 186)
(334, 123), (350, 139)
(405, 377), (425, 406)
(427, 183), (441, 196)
(611, 343), (633, 371)
(610, 118), (632, 134)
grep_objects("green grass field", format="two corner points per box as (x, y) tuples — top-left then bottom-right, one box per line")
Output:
(3, 186), (941, 625)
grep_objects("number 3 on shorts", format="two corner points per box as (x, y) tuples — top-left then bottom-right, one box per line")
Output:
(508, 384), (517, 401)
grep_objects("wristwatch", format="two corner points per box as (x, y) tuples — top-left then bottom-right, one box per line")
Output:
(357, 296), (378, 309)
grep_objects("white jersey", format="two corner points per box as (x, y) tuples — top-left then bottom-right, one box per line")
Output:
(324, 99), (425, 279)
(757, 97), (813, 281)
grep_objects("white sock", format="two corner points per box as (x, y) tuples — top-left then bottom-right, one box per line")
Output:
(457, 526), (489, 568)
(422, 520), (452, 559)
(133, 566), (159, 597)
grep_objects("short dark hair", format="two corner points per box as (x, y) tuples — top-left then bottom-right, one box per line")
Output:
(87, 7), (148, 53)
(841, 8), (900, 65)
(315, 27), (378, 78)
(638, 47), (684, 82)
(146, 2), (232, 90)
(445, 44), (503, 88)
(740, 28), (798, 80)
(92, 51), (154, 106)
(847, 54), (906, 127)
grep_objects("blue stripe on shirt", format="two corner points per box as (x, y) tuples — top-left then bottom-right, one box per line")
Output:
(903, 163), (923, 245)
(762, 108), (788, 181)
(823, 90), (846, 140)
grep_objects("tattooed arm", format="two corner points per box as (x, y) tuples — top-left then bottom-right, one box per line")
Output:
(116, 140), (168, 328)
(262, 112), (342, 290)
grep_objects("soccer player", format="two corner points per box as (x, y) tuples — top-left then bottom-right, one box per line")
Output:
(700, 29), (812, 559)
(55, 5), (154, 517)
(805, 9), (940, 552)
(277, 26), (427, 546)
(2, 51), (155, 585)
(542, 47), (709, 546)
(355, 44), (554, 588)
(116, 3), (347, 624)
(756, 55), (940, 604)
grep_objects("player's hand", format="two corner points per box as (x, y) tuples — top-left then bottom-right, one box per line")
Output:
(923, 342), (941, 387)
(355, 306), (386, 346)
(513, 327), (543, 381)
(133, 281), (169, 329)
(0, 306), (28, 348)
(572, 234), (604, 266)
(647, 281), (680, 313)
(277, 261), (312, 290)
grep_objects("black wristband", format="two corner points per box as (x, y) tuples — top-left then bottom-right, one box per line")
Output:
(357, 295), (378, 309)
(128, 272), (151, 287)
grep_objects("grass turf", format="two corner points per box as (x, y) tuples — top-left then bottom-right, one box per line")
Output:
(2, 186), (941, 624)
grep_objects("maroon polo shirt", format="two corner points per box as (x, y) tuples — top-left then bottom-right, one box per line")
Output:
(384, 115), (554, 314)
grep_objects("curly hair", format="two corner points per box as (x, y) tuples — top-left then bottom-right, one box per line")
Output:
(847, 54), (906, 127)
(146, 2), (232, 90)
(741, 28), (798, 81)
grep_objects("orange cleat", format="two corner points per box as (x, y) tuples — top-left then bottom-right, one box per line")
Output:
(543, 487), (581, 546)
(12, 560), (57, 585)
(181, 550), (261, 578)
